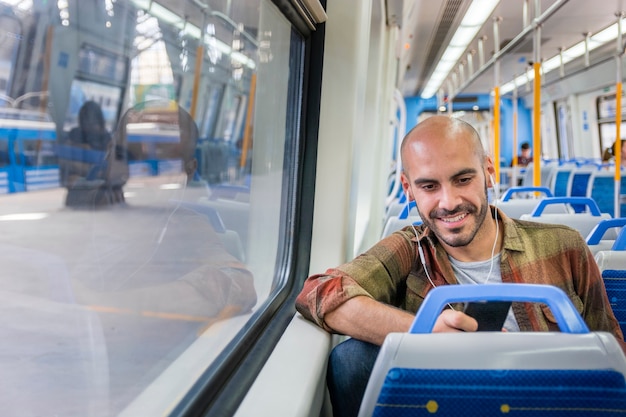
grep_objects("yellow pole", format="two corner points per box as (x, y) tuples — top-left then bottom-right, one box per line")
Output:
(239, 73), (256, 169)
(614, 12), (624, 217)
(615, 81), (622, 217)
(41, 26), (53, 110)
(493, 86), (500, 183)
(615, 82), (622, 181)
(533, 62), (541, 187)
(190, 45), (204, 119)
(512, 89), (518, 168)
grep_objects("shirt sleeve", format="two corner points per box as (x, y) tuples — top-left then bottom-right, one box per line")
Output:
(295, 230), (416, 332)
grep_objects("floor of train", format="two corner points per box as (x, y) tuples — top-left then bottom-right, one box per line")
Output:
(0, 179), (234, 416)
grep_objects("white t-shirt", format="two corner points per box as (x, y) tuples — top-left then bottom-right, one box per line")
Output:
(448, 253), (520, 331)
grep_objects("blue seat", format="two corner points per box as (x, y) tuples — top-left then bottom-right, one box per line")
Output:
(586, 217), (626, 254)
(520, 196), (611, 238)
(586, 170), (626, 217)
(383, 193), (407, 221)
(550, 166), (575, 197)
(520, 161), (558, 189)
(381, 200), (421, 238)
(568, 167), (596, 212)
(595, 227), (626, 335)
(496, 186), (559, 219)
(358, 284), (626, 417)
(601, 267), (626, 336)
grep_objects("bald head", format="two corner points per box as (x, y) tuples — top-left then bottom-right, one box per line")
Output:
(400, 116), (486, 172)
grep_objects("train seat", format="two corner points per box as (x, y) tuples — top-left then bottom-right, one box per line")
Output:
(384, 201), (404, 222)
(381, 200), (421, 238)
(384, 193), (408, 222)
(586, 170), (626, 217)
(594, 229), (626, 335)
(382, 194), (407, 227)
(567, 166), (597, 212)
(496, 167), (514, 191)
(549, 164), (577, 196)
(520, 161), (559, 189)
(358, 284), (626, 417)
(586, 217), (626, 255)
(519, 197), (611, 238)
(495, 186), (563, 219)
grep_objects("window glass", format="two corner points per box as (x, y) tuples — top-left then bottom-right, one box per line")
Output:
(0, 0), (302, 415)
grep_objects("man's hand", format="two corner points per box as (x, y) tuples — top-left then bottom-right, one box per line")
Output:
(432, 309), (479, 332)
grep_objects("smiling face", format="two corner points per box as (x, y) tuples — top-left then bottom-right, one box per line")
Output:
(400, 116), (497, 260)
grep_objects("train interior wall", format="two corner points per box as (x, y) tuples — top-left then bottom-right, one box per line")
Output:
(236, 0), (398, 416)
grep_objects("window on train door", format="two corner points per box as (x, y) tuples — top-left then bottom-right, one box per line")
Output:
(0, 0), (305, 416)
(597, 92), (626, 159)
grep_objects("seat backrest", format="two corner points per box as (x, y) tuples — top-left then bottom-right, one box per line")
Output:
(586, 217), (626, 254)
(496, 186), (564, 219)
(595, 249), (626, 335)
(568, 166), (596, 212)
(358, 284), (626, 417)
(520, 197), (611, 238)
(381, 200), (421, 238)
(520, 161), (558, 189)
(383, 200), (406, 223)
(586, 170), (626, 218)
(550, 166), (575, 196)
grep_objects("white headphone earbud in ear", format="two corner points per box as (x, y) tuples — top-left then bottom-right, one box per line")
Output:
(489, 174), (500, 201)
(404, 190), (412, 202)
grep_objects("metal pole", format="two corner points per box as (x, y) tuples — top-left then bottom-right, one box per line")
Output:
(512, 78), (519, 189)
(615, 13), (624, 217)
(493, 16), (502, 188)
(532, 0), (542, 188)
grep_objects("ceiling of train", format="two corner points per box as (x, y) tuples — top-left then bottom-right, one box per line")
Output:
(399, 0), (626, 99)
(152, 0), (260, 40)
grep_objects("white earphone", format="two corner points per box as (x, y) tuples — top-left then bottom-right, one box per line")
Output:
(489, 173), (500, 202)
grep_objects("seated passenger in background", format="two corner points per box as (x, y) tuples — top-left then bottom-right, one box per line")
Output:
(511, 141), (532, 167)
(603, 139), (626, 167)
(296, 115), (625, 417)
(61, 100), (127, 206)
(68, 101), (112, 151)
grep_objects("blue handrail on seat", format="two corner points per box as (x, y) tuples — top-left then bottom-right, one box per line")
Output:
(409, 283), (588, 334)
(397, 200), (417, 219)
(530, 196), (602, 217)
(586, 218), (626, 245)
(612, 226), (626, 251)
(500, 186), (553, 202)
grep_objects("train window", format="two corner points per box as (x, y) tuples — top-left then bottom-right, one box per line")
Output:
(597, 92), (626, 156)
(0, 0), (305, 416)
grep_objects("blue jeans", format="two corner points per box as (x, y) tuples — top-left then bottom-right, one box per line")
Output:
(326, 338), (381, 417)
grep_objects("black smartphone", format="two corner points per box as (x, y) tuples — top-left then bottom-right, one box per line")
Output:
(463, 301), (512, 331)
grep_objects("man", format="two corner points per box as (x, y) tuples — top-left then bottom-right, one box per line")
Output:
(295, 115), (625, 417)
(515, 141), (532, 167)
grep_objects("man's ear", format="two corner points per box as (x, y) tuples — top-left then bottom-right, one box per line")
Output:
(400, 173), (412, 201)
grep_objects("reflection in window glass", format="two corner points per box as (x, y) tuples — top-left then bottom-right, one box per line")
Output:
(0, 0), (303, 415)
